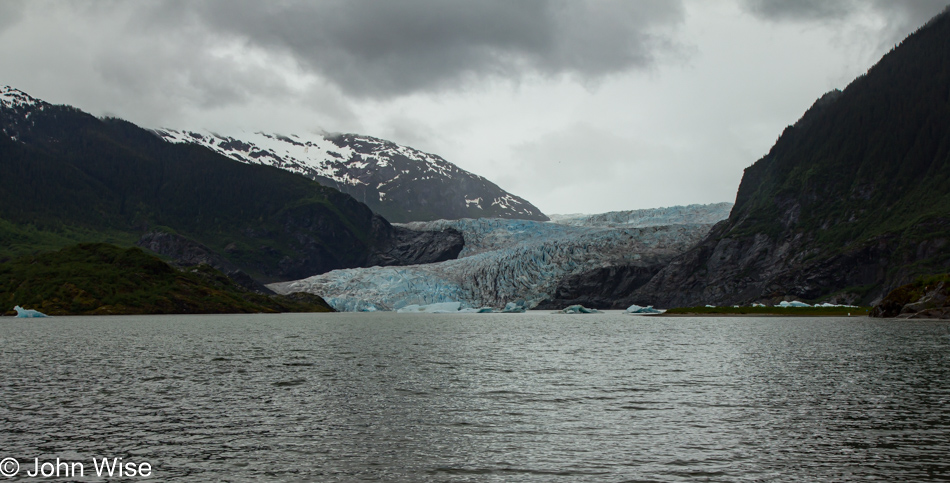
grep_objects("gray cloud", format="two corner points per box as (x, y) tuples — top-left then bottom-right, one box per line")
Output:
(0, 1), (24, 34)
(740, 0), (949, 45)
(140, 0), (686, 98)
(741, 0), (857, 22)
(0, 0), (340, 129)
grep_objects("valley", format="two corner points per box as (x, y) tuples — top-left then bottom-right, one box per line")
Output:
(3, 9), (950, 316)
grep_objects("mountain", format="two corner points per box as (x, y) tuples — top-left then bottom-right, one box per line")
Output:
(0, 243), (334, 315)
(155, 128), (548, 223)
(269, 204), (729, 311)
(632, 9), (950, 307)
(0, 86), (463, 283)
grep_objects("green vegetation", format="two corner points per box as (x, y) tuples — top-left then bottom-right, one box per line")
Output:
(0, 243), (333, 315)
(664, 305), (871, 316)
(0, 217), (137, 262)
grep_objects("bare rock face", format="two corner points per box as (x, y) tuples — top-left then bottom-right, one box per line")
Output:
(534, 264), (665, 310)
(137, 232), (237, 272)
(870, 279), (950, 319)
(367, 226), (464, 267)
(137, 232), (275, 294)
(634, 216), (950, 308)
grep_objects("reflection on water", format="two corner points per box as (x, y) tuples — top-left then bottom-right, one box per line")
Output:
(1, 313), (949, 481)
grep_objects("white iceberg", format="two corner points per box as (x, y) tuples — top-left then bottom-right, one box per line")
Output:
(14, 305), (48, 318)
(625, 304), (665, 314)
(459, 307), (494, 313)
(557, 305), (603, 314)
(778, 301), (811, 308)
(501, 301), (527, 313)
(396, 302), (464, 313)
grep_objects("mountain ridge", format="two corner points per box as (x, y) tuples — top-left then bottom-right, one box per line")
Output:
(155, 127), (548, 223)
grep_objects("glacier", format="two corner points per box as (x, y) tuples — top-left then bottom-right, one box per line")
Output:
(548, 203), (733, 228)
(269, 203), (731, 311)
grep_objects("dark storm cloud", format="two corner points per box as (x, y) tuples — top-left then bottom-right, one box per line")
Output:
(142, 0), (686, 98)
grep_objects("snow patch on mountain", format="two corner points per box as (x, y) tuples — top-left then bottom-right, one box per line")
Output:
(156, 128), (368, 187)
(0, 86), (45, 110)
(154, 127), (547, 222)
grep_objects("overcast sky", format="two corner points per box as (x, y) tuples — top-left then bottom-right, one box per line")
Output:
(1, 0), (947, 214)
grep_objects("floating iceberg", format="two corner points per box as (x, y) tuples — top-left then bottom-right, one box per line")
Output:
(459, 307), (494, 313)
(625, 304), (664, 314)
(557, 305), (603, 314)
(501, 301), (527, 313)
(396, 302), (464, 313)
(394, 302), (496, 314)
(778, 301), (811, 308)
(14, 305), (48, 318)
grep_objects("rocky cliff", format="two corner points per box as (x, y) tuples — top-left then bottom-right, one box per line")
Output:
(870, 275), (950, 319)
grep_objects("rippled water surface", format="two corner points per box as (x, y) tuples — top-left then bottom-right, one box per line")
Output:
(2, 313), (949, 481)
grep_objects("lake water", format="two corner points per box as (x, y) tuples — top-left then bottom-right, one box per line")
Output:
(1, 313), (949, 481)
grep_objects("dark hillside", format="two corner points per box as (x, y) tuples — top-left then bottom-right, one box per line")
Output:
(633, 8), (950, 306)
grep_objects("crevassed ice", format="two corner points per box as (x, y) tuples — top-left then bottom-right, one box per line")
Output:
(548, 203), (732, 228)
